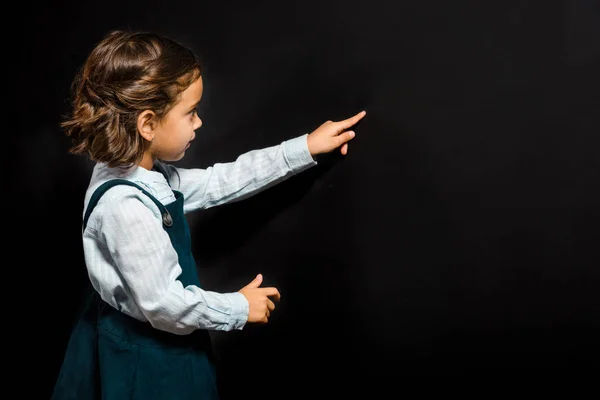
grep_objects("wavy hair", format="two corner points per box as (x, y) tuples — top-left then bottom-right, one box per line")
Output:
(61, 30), (202, 168)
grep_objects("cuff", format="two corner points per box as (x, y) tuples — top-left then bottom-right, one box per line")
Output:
(283, 133), (318, 173)
(226, 292), (249, 330)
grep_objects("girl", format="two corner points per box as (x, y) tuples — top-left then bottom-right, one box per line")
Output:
(52, 29), (366, 399)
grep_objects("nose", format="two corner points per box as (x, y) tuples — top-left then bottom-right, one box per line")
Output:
(194, 116), (203, 130)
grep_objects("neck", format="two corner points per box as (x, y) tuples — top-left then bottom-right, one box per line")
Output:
(139, 152), (155, 170)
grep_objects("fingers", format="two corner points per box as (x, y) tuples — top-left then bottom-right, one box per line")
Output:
(242, 275), (281, 324)
(243, 273), (263, 289)
(335, 130), (355, 154)
(263, 298), (276, 320)
(338, 110), (366, 130)
(262, 287), (281, 301)
(262, 290), (278, 322)
(337, 130), (355, 143)
(340, 142), (348, 155)
(250, 273), (263, 287)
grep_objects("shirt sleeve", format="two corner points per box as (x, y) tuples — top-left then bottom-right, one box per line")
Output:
(162, 133), (317, 213)
(93, 188), (249, 335)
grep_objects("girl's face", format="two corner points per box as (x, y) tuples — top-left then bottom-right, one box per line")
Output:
(140, 76), (203, 169)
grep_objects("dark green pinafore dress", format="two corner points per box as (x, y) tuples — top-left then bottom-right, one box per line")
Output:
(52, 179), (220, 400)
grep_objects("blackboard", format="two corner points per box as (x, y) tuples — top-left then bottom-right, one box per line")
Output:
(12, 0), (600, 397)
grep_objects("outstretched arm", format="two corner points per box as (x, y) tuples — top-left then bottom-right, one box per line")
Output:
(163, 110), (366, 213)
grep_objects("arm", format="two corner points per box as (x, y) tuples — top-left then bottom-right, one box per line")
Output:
(94, 190), (248, 335)
(164, 134), (316, 213)
(163, 110), (366, 213)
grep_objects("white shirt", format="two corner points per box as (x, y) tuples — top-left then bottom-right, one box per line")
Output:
(82, 134), (316, 335)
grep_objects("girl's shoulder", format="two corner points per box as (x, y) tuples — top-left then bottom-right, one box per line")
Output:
(82, 163), (171, 230)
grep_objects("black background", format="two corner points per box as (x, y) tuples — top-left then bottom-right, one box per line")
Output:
(12, 0), (600, 397)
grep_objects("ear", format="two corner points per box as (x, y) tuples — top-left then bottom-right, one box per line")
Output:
(137, 110), (157, 142)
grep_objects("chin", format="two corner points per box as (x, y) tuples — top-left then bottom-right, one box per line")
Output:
(159, 153), (185, 163)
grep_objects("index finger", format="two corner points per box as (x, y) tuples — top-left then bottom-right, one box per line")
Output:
(338, 110), (366, 130)
(262, 287), (281, 301)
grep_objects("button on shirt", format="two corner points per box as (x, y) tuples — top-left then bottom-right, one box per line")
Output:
(82, 134), (317, 335)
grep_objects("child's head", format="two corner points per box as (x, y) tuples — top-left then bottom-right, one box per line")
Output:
(62, 30), (202, 169)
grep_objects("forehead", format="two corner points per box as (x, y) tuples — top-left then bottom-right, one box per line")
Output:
(178, 76), (203, 106)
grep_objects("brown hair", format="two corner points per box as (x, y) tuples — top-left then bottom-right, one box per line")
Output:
(61, 30), (202, 168)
